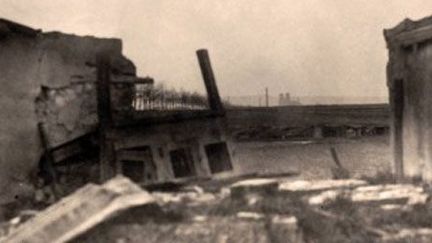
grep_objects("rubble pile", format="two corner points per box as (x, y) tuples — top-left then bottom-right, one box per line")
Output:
(1, 176), (155, 243)
(3, 176), (432, 242)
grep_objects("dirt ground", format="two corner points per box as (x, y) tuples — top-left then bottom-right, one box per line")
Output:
(233, 135), (391, 179)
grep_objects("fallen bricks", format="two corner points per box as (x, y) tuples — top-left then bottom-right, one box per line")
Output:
(2, 176), (155, 243)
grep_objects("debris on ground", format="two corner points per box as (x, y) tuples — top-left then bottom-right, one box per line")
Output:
(1, 176), (155, 243)
(3, 176), (432, 242)
(278, 179), (367, 193)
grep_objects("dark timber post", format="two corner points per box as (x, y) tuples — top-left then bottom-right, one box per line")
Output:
(38, 122), (60, 199)
(97, 53), (116, 182)
(38, 123), (57, 181)
(392, 78), (404, 180)
(196, 49), (225, 114)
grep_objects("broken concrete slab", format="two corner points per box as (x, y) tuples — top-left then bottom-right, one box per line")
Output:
(407, 193), (429, 205)
(152, 192), (184, 204)
(152, 192), (217, 206)
(279, 179), (367, 194)
(229, 178), (279, 199)
(2, 176), (155, 243)
(380, 204), (404, 211)
(308, 190), (343, 205)
(351, 184), (426, 205)
(236, 211), (265, 220)
(230, 178), (279, 188)
(308, 184), (427, 206)
(181, 185), (205, 194)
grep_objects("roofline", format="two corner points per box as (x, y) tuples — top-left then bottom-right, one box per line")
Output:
(385, 15), (432, 47)
(0, 18), (41, 37)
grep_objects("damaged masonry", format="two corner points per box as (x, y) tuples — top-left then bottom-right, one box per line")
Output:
(7, 12), (432, 243)
(0, 18), (235, 203)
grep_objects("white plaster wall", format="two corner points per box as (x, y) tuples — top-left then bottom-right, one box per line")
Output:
(399, 43), (432, 180)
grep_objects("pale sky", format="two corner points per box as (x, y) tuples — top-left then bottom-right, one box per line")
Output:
(1, 0), (432, 99)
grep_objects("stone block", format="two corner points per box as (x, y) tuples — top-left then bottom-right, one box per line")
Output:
(236, 211), (264, 220)
(308, 190), (344, 205)
(230, 178), (279, 199)
(279, 179), (367, 195)
(308, 184), (428, 206)
(2, 176), (155, 243)
(351, 184), (425, 205)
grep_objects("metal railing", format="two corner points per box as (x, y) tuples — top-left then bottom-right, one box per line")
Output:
(131, 86), (209, 111)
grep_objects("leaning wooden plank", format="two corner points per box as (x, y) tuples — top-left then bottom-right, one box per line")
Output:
(196, 49), (225, 114)
(3, 176), (155, 243)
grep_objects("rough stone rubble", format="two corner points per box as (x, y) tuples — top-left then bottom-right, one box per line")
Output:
(3, 175), (432, 242)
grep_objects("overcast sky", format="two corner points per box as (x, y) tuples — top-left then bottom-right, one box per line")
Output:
(1, 0), (432, 99)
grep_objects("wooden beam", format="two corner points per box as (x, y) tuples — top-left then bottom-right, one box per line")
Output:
(97, 54), (113, 126)
(96, 53), (116, 182)
(196, 49), (225, 114)
(37, 122), (60, 199)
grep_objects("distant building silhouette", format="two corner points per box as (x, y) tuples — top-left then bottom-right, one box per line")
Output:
(278, 92), (300, 106)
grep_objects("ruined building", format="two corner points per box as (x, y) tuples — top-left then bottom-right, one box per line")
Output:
(385, 16), (432, 181)
(0, 19), (234, 202)
(96, 49), (234, 184)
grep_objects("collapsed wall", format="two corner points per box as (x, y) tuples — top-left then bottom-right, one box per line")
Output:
(0, 19), (136, 203)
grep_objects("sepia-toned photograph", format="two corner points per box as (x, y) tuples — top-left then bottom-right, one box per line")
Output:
(1, 1), (432, 242)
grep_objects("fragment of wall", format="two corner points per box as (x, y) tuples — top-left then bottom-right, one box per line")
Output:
(0, 31), (136, 204)
(113, 118), (237, 182)
(403, 42), (432, 180)
(34, 32), (136, 147)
